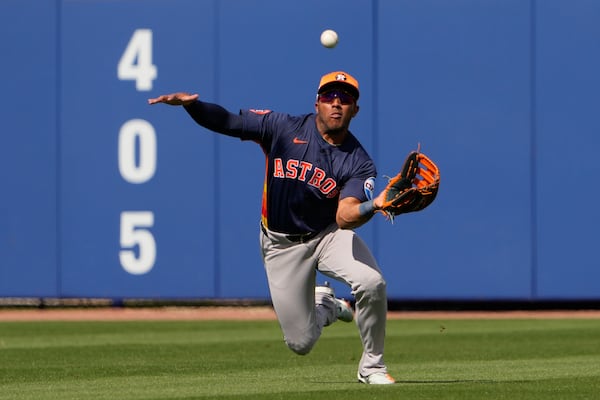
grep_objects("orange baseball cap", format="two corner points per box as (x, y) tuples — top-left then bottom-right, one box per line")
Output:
(317, 71), (360, 99)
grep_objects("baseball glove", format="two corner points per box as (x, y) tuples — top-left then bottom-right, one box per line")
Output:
(380, 149), (440, 221)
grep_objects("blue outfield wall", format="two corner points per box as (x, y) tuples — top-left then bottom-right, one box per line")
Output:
(1, 0), (599, 301)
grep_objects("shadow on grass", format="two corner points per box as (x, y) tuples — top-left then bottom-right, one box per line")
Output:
(398, 379), (498, 384)
(309, 379), (510, 385)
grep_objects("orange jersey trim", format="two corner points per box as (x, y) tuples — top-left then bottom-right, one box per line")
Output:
(261, 155), (269, 228)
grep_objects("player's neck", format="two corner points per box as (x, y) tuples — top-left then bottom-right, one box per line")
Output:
(320, 129), (347, 146)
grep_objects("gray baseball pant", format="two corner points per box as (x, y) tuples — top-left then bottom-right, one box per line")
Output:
(259, 222), (389, 377)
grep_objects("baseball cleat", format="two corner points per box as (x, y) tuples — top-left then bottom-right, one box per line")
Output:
(315, 282), (354, 323)
(334, 298), (354, 323)
(357, 372), (396, 385)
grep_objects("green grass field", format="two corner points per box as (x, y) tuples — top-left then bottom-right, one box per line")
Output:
(1, 317), (599, 399)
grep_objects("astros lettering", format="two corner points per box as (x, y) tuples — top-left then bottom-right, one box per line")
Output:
(273, 158), (338, 196)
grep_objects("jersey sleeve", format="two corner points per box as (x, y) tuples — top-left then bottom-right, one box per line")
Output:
(339, 159), (377, 202)
(237, 109), (275, 143)
(239, 110), (307, 149)
(183, 100), (244, 137)
(183, 101), (280, 143)
(183, 101), (303, 149)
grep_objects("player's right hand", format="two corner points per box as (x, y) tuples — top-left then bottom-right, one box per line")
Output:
(147, 92), (199, 106)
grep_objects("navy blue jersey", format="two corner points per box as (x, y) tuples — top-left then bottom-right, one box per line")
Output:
(238, 110), (377, 234)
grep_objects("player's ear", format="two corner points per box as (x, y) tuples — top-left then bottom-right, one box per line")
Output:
(352, 104), (360, 117)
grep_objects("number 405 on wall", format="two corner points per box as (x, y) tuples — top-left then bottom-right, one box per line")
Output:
(117, 29), (158, 275)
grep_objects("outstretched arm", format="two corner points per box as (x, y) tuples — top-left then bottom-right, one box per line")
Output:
(148, 92), (244, 136)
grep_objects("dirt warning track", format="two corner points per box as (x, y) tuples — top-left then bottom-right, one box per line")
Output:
(0, 307), (599, 321)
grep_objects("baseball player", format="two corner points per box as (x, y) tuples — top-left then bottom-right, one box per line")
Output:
(148, 71), (395, 385)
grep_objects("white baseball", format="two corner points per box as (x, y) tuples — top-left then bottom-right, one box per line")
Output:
(320, 29), (338, 48)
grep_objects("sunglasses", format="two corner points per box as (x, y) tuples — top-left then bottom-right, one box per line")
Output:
(317, 90), (356, 105)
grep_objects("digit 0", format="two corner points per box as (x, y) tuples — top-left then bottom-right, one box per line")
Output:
(118, 119), (156, 184)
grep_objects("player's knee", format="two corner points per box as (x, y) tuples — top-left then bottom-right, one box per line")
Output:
(357, 274), (387, 302)
(285, 337), (316, 355)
